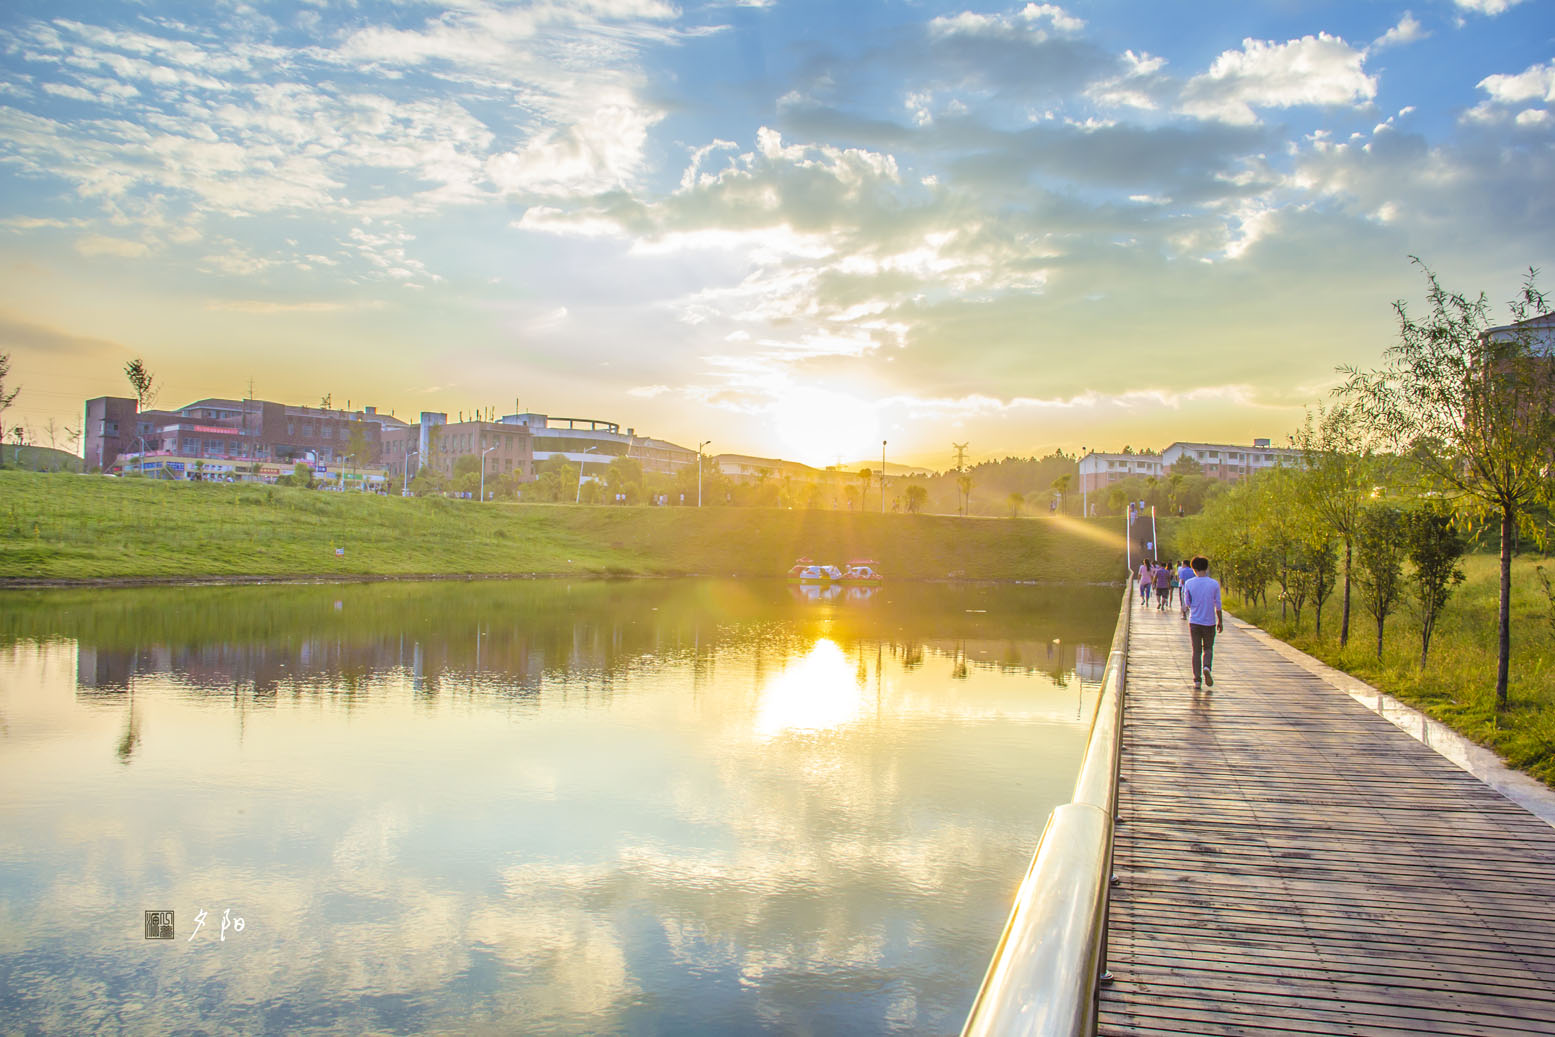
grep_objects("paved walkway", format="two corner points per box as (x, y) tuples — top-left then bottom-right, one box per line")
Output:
(1098, 591), (1555, 1036)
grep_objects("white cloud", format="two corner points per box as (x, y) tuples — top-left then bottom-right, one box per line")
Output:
(1478, 60), (1555, 104)
(1370, 12), (1427, 51)
(75, 234), (149, 257)
(1453, 0), (1526, 15)
(488, 99), (663, 197)
(1180, 34), (1377, 125)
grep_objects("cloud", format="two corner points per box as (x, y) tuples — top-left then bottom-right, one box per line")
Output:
(1180, 34), (1377, 125)
(487, 97), (663, 197)
(75, 234), (150, 257)
(1452, 0), (1526, 15)
(0, 313), (129, 358)
(1370, 12), (1427, 51)
(205, 299), (383, 314)
(1477, 60), (1555, 105)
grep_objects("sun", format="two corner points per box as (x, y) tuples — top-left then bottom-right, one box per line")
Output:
(766, 386), (883, 468)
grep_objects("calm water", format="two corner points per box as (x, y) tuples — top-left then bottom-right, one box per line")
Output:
(0, 579), (1119, 1035)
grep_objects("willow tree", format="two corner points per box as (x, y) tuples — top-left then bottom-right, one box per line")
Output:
(1342, 262), (1554, 708)
(1292, 403), (1377, 648)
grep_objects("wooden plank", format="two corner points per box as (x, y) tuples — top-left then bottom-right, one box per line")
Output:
(1101, 593), (1555, 1035)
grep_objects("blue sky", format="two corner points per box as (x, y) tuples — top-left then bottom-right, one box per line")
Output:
(2, 0), (1552, 467)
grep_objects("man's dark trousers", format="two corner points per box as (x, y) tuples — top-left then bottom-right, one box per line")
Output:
(1190, 623), (1216, 681)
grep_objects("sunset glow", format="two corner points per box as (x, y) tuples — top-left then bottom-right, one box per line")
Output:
(1, 1), (1551, 465)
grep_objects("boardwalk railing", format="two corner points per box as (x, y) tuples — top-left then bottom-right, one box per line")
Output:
(962, 583), (1131, 1037)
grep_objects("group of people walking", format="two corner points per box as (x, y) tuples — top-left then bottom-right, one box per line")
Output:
(1139, 555), (1224, 691)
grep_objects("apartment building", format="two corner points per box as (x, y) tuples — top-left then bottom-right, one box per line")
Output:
(1078, 438), (1300, 495)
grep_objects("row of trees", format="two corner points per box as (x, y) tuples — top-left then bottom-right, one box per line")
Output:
(1188, 262), (1555, 708)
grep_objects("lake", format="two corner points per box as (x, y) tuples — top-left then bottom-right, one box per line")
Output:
(0, 578), (1120, 1035)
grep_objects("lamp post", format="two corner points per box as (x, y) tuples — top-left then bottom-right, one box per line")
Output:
(575, 446), (598, 503)
(698, 440), (711, 507)
(402, 449), (419, 496)
(479, 444), (496, 502)
(880, 439), (886, 514)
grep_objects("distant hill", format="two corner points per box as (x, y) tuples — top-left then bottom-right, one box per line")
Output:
(0, 445), (83, 473)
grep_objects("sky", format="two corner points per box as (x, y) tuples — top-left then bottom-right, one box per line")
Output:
(1, 0), (1552, 469)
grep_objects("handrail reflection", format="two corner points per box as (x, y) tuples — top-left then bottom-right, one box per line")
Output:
(961, 581), (1131, 1037)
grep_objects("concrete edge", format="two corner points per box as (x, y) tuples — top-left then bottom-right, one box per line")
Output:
(1224, 614), (1555, 830)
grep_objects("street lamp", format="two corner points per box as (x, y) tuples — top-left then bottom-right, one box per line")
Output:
(697, 440), (711, 507)
(575, 446), (599, 503)
(880, 439), (887, 514)
(479, 444), (496, 502)
(402, 449), (419, 496)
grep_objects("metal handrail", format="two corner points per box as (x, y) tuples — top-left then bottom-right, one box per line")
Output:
(962, 582), (1131, 1037)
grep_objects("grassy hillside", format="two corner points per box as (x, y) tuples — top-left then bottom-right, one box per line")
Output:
(0, 445), (83, 472)
(0, 471), (1128, 584)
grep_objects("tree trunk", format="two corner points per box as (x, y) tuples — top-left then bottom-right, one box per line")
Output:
(1497, 503), (1513, 709)
(1376, 616), (1385, 661)
(1340, 538), (1352, 648)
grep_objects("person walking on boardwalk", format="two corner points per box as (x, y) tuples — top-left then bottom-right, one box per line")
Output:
(1153, 562), (1171, 610)
(1177, 558), (1195, 621)
(1139, 561), (1152, 605)
(1183, 555), (1223, 690)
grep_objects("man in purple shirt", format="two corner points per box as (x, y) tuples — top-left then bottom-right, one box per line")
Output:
(1182, 555), (1223, 690)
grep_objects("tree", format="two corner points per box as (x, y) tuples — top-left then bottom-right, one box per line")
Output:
(1050, 473), (1072, 512)
(1007, 491), (1023, 517)
(604, 456), (645, 504)
(1404, 503), (1467, 668)
(344, 422), (370, 484)
(124, 357), (158, 410)
(0, 353), (19, 466)
(452, 454), (483, 497)
(1298, 537), (1339, 637)
(1352, 505), (1407, 661)
(904, 483), (927, 514)
(1343, 262), (1555, 707)
(956, 473), (973, 516)
(857, 468), (873, 509)
(1293, 403), (1376, 648)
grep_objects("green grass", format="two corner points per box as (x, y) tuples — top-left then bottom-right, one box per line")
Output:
(1230, 552), (1555, 788)
(0, 470), (1128, 583)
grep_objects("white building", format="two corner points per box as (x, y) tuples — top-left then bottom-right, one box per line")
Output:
(1079, 439), (1300, 495)
(499, 412), (696, 476)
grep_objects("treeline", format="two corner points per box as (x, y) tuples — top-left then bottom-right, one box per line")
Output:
(1179, 263), (1555, 710)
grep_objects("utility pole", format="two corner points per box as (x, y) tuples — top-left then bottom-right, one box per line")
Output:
(952, 442), (968, 471)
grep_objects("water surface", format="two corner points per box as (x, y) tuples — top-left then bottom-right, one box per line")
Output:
(0, 579), (1118, 1034)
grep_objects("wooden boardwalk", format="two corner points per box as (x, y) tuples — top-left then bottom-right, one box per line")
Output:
(1099, 593), (1555, 1036)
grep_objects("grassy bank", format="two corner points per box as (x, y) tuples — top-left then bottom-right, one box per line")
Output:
(0, 470), (1127, 584)
(1226, 552), (1555, 787)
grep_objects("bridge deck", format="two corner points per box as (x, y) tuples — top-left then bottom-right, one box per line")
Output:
(1100, 594), (1555, 1036)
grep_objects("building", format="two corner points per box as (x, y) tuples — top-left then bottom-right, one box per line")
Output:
(1484, 312), (1555, 352)
(712, 454), (827, 483)
(498, 412), (697, 476)
(376, 410), (699, 487)
(1078, 438), (1300, 495)
(380, 413), (533, 487)
(85, 395), (410, 476)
